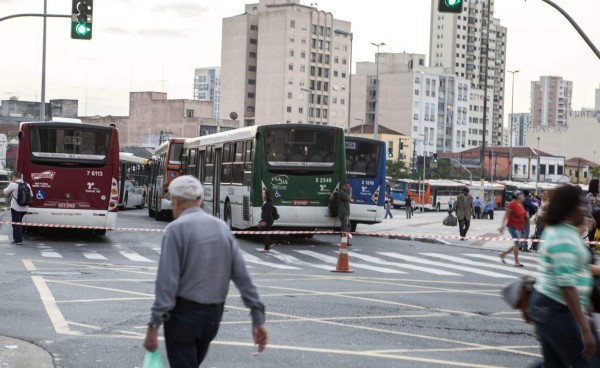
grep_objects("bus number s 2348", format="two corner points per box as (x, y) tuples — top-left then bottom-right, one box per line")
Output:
(315, 178), (332, 183)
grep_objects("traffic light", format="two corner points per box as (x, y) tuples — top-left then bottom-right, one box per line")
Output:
(432, 153), (439, 163)
(71, 0), (93, 40)
(387, 146), (393, 158)
(438, 0), (463, 13)
(399, 140), (404, 150)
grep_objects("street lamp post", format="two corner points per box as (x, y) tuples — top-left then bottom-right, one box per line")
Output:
(536, 137), (541, 189)
(419, 134), (426, 212)
(334, 29), (353, 133)
(354, 117), (364, 135)
(371, 42), (385, 140)
(507, 70), (519, 181)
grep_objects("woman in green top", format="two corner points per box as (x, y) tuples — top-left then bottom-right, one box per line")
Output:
(527, 185), (599, 367)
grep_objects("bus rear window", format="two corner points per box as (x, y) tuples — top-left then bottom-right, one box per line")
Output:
(30, 128), (110, 161)
(346, 141), (380, 178)
(264, 127), (336, 168)
(168, 143), (183, 165)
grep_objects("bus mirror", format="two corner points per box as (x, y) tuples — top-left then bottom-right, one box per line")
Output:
(18, 131), (23, 140)
(163, 188), (169, 194)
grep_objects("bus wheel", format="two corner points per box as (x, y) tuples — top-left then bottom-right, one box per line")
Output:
(224, 202), (232, 229)
(350, 221), (358, 232)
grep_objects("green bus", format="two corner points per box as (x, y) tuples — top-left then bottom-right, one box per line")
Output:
(182, 124), (346, 230)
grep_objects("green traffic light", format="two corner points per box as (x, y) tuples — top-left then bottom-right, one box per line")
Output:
(75, 23), (89, 36)
(388, 153), (393, 158)
(445, 0), (460, 6)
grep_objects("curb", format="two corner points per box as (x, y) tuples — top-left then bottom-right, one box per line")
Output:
(0, 336), (54, 368)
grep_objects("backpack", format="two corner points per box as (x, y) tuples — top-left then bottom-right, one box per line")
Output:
(16, 182), (32, 206)
(328, 192), (339, 217)
(272, 206), (280, 221)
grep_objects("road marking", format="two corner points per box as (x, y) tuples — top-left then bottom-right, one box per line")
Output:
(83, 252), (108, 260)
(22, 259), (80, 336)
(378, 252), (516, 278)
(296, 250), (407, 274)
(422, 253), (532, 275)
(241, 251), (301, 270)
(41, 251), (62, 258)
(346, 252), (462, 276)
(464, 253), (539, 267)
(152, 247), (161, 254)
(119, 251), (154, 263)
(266, 249), (333, 270)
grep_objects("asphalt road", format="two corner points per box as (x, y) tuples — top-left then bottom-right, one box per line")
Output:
(0, 208), (544, 368)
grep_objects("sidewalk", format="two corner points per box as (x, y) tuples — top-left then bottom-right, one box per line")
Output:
(356, 208), (516, 252)
(0, 336), (54, 367)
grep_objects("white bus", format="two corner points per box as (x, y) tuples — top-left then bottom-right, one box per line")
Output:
(119, 152), (149, 209)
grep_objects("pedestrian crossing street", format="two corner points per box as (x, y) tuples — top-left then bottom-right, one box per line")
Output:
(9, 243), (540, 278)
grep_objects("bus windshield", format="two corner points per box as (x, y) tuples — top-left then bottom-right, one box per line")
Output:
(346, 140), (379, 178)
(30, 127), (110, 162)
(264, 127), (336, 169)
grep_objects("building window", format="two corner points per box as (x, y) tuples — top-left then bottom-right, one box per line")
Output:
(287, 92), (292, 99)
(248, 65), (256, 72)
(558, 165), (564, 175)
(247, 93), (255, 98)
(248, 79), (256, 85)
(340, 98), (345, 105)
(186, 109), (194, 118)
(249, 38), (257, 45)
(250, 25), (258, 31)
(287, 106), (292, 113)
(290, 20), (295, 29)
(301, 51), (306, 59)
(288, 63), (294, 71)
(289, 49), (294, 57)
(249, 52), (257, 58)
(414, 114), (418, 120)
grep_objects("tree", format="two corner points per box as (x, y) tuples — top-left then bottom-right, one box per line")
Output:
(386, 160), (412, 179)
(590, 166), (600, 179)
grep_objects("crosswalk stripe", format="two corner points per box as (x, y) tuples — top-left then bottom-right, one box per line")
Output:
(41, 251), (62, 258)
(296, 250), (407, 274)
(464, 253), (539, 266)
(83, 252), (108, 260)
(421, 253), (532, 275)
(119, 251), (154, 263)
(347, 253), (462, 276)
(152, 247), (161, 254)
(241, 251), (301, 270)
(266, 249), (333, 271)
(378, 252), (516, 279)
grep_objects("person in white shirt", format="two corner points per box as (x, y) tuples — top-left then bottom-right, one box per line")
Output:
(3, 171), (32, 245)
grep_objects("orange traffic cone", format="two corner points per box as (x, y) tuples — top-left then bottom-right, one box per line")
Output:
(332, 232), (354, 273)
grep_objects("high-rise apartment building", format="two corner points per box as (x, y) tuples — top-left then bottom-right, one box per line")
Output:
(530, 76), (572, 129)
(503, 112), (531, 147)
(350, 53), (471, 155)
(220, 0), (351, 128)
(193, 67), (220, 119)
(429, 0), (507, 148)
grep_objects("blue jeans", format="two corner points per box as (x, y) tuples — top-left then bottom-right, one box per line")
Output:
(11, 209), (26, 243)
(164, 299), (224, 368)
(507, 225), (523, 248)
(384, 207), (393, 218)
(528, 290), (600, 368)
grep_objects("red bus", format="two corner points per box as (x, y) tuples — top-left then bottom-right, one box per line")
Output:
(17, 121), (120, 235)
(147, 138), (185, 221)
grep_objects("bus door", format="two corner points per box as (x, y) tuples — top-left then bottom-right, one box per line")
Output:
(212, 147), (222, 219)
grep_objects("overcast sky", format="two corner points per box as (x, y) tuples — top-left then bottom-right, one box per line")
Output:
(1, 0), (598, 123)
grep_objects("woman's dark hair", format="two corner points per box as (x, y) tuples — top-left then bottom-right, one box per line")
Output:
(263, 189), (272, 202)
(589, 178), (599, 195)
(543, 185), (584, 226)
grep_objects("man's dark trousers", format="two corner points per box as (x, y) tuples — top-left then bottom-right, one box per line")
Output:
(164, 299), (224, 368)
(458, 217), (470, 238)
(11, 209), (26, 243)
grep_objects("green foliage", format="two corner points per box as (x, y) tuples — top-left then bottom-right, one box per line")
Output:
(590, 166), (600, 179)
(386, 160), (412, 179)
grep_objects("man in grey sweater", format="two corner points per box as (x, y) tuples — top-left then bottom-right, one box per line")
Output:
(143, 175), (268, 366)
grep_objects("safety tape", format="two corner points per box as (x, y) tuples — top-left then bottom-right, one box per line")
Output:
(2, 220), (599, 245)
